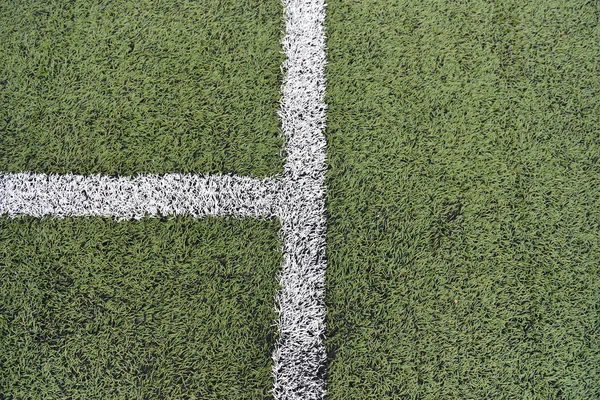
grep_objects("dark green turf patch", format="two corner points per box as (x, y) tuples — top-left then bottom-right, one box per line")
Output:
(0, 216), (282, 399)
(325, 0), (600, 398)
(0, 0), (284, 177)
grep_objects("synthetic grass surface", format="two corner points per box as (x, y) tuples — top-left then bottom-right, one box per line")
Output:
(324, 0), (600, 398)
(2, 0), (600, 398)
(0, 216), (282, 399)
(0, 0), (284, 177)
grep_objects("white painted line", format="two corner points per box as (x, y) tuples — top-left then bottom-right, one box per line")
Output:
(272, 0), (328, 398)
(0, 0), (329, 398)
(0, 173), (281, 220)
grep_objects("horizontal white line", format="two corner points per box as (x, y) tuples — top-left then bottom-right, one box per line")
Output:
(0, 172), (281, 220)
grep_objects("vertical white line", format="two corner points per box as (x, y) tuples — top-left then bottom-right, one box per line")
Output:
(273, 0), (328, 399)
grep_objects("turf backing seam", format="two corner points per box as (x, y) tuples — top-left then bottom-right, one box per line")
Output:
(0, 0), (328, 398)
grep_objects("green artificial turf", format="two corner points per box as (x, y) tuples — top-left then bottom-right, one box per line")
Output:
(0, 0), (285, 177)
(324, 0), (600, 398)
(0, 216), (282, 399)
(2, 0), (600, 398)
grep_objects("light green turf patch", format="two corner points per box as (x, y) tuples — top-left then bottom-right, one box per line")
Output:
(0, 0), (284, 177)
(325, 0), (600, 398)
(0, 216), (282, 399)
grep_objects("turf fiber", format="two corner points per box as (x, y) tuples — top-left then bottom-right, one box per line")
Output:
(324, 0), (600, 398)
(1, 0), (600, 398)
(0, 216), (282, 399)
(0, 0), (285, 177)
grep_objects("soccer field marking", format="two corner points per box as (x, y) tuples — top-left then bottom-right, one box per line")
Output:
(272, 0), (328, 399)
(0, 173), (281, 220)
(0, 0), (327, 399)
